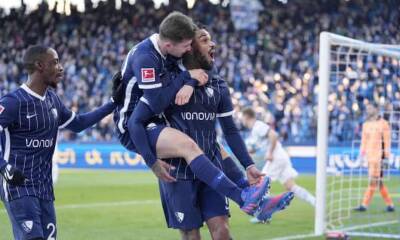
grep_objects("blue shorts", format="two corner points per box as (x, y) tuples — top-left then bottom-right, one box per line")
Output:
(159, 180), (230, 230)
(118, 123), (166, 153)
(3, 196), (57, 240)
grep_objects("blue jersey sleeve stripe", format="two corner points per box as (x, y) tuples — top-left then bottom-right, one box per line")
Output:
(118, 77), (137, 134)
(3, 128), (10, 161)
(139, 96), (150, 105)
(138, 83), (162, 89)
(216, 110), (234, 118)
(2, 127), (11, 201)
(59, 112), (76, 129)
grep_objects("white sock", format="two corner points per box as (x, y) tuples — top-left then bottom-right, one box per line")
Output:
(291, 185), (315, 206)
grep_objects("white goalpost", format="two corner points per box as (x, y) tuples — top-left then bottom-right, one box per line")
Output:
(315, 32), (400, 238)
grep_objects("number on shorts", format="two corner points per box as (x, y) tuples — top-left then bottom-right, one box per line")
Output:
(47, 223), (56, 240)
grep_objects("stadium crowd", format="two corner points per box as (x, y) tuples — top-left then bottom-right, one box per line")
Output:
(0, 0), (399, 144)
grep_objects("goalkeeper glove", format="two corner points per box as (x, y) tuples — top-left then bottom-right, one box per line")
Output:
(110, 71), (125, 105)
(0, 164), (26, 186)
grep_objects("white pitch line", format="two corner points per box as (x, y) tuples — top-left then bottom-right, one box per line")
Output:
(338, 220), (399, 232)
(267, 233), (317, 240)
(0, 199), (159, 214)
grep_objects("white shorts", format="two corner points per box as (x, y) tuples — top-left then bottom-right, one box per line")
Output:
(261, 155), (298, 184)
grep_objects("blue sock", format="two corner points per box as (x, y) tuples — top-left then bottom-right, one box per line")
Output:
(189, 154), (244, 206)
(221, 156), (249, 188)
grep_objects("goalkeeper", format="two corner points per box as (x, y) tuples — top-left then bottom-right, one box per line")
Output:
(355, 102), (394, 212)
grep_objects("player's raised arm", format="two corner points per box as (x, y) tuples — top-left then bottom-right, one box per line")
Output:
(0, 96), (26, 185)
(58, 71), (124, 132)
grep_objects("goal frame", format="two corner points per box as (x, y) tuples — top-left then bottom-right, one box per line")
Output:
(315, 32), (400, 236)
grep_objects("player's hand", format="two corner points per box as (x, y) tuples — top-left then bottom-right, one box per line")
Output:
(175, 85), (194, 106)
(188, 69), (208, 86)
(0, 164), (26, 186)
(246, 165), (265, 185)
(111, 71), (125, 105)
(151, 160), (176, 182)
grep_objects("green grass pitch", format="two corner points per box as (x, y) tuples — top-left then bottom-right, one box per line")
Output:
(1, 170), (389, 240)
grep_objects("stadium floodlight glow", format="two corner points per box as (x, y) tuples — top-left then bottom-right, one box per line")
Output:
(316, 32), (400, 238)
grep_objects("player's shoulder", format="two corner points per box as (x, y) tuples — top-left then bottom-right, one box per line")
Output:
(0, 88), (23, 104)
(133, 34), (163, 63)
(379, 118), (390, 126)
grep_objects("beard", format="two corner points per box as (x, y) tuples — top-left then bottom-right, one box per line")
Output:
(183, 47), (213, 71)
(194, 49), (213, 71)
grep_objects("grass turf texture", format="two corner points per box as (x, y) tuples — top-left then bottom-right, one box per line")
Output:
(0, 170), (396, 239)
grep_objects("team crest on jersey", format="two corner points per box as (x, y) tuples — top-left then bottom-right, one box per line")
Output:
(21, 220), (33, 233)
(205, 87), (214, 98)
(0, 104), (4, 114)
(175, 212), (185, 223)
(141, 68), (156, 82)
(51, 108), (58, 119)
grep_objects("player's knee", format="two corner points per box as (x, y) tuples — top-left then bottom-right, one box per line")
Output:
(180, 229), (200, 240)
(179, 139), (202, 160)
(210, 224), (230, 240)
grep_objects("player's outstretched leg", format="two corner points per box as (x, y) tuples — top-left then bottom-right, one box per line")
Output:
(156, 127), (269, 215)
(254, 192), (295, 223)
(284, 179), (315, 206)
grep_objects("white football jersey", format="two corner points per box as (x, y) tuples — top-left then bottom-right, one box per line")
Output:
(247, 120), (288, 159)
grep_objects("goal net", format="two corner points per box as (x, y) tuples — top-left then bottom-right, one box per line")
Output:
(315, 32), (400, 239)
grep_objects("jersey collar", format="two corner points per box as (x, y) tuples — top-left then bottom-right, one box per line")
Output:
(150, 34), (166, 59)
(21, 84), (46, 101)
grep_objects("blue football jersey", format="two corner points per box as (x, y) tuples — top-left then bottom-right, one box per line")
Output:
(0, 84), (74, 201)
(114, 33), (170, 139)
(163, 64), (234, 180)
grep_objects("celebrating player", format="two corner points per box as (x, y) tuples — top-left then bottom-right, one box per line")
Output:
(0, 45), (124, 240)
(157, 27), (294, 239)
(240, 107), (315, 223)
(114, 11), (270, 219)
(354, 102), (395, 212)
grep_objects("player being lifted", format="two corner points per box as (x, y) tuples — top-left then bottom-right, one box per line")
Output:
(354, 102), (395, 212)
(155, 27), (294, 239)
(240, 107), (315, 223)
(0, 45), (124, 240)
(114, 11), (272, 219)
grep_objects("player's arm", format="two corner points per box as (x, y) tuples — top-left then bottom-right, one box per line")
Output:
(0, 96), (26, 185)
(218, 115), (265, 184)
(135, 54), (205, 114)
(265, 128), (278, 162)
(127, 54), (204, 168)
(59, 72), (124, 132)
(360, 123), (367, 155)
(215, 79), (254, 169)
(383, 120), (391, 159)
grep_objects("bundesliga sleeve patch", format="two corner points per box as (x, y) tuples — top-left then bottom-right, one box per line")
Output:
(0, 104), (4, 115)
(141, 68), (156, 83)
